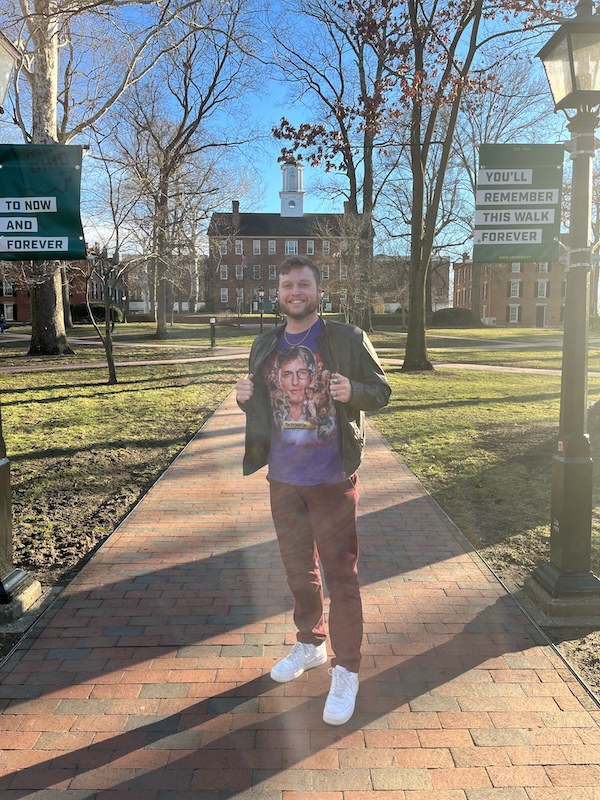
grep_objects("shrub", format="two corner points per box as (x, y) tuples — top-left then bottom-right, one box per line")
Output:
(431, 307), (475, 327)
(72, 302), (124, 324)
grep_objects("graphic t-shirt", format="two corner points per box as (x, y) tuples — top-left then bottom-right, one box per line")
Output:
(264, 320), (344, 485)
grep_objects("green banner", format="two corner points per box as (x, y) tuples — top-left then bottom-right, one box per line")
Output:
(0, 144), (86, 261)
(473, 144), (564, 264)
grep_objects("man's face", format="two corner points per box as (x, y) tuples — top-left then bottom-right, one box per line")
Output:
(279, 357), (312, 404)
(278, 266), (321, 321)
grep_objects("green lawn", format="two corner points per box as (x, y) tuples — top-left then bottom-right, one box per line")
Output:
(4, 322), (600, 592)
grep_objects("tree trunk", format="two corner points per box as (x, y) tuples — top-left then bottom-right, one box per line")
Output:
(28, 267), (74, 355)
(61, 265), (73, 329)
(156, 268), (168, 339)
(402, 262), (432, 372)
(27, 0), (72, 355)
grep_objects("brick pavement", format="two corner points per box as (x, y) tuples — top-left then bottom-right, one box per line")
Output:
(1, 391), (600, 799)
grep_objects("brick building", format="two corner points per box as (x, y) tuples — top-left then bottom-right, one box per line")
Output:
(453, 257), (568, 327)
(206, 160), (353, 313)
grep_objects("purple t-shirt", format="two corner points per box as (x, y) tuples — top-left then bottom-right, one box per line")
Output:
(264, 319), (344, 485)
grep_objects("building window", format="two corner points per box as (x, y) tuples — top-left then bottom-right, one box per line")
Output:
(509, 280), (521, 298)
(235, 240), (243, 255)
(510, 262), (522, 273)
(322, 240), (331, 255)
(236, 264), (244, 280)
(219, 241), (228, 255)
(537, 261), (549, 273)
(536, 280), (549, 298)
(268, 240), (276, 255)
(253, 240), (261, 255)
(468, 287), (472, 304)
(322, 265), (329, 280)
(306, 240), (315, 255)
(508, 304), (521, 323)
(220, 264), (228, 280)
(285, 240), (298, 255)
(220, 288), (229, 304)
(269, 288), (277, 301)
(236, 287), (244, 303)
(91, 281), (98, 300)
(483, 282), (488, 300)
(268, 264), (277, 280)
(253, 265), (261, 280)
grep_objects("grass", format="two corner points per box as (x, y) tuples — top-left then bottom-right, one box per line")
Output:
(3, 320), (600, 593)
(371, 366), (600, 586)
(2, 359), (247, 584)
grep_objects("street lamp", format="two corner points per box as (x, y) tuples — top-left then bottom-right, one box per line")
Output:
(0, 31), (41, 621)
(258, 288), (265, 333)
(0, 32), (20, 115)
(525, 0), (600, 619)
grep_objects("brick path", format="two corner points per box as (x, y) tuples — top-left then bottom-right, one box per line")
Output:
(1, 392), (600, 799)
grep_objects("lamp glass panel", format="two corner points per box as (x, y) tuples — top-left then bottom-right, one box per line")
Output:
(541, 35), (573, 105)
(571, 32), (600, 92)
(0, 44), (16, 106)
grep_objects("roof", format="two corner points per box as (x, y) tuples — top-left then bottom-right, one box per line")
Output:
(207, 212), (345, 238)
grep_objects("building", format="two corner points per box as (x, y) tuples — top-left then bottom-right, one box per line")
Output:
(206, 159), (352, 313)
(0, 249), (126, 325)
(453, 257), (567, 327)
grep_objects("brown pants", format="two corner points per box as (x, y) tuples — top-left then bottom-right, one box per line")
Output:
(269, 475), (362, 673)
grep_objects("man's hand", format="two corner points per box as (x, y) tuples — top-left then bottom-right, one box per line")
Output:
(330, 372), (352, 404)
(236, 373), (254, 404)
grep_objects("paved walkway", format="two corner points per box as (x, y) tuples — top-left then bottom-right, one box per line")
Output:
(1, 393), (600, 799)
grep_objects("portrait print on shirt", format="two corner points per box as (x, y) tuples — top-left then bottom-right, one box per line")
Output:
(265, 344), (337, 445)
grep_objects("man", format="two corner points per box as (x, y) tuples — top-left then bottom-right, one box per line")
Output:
(236, 256), (390, 725)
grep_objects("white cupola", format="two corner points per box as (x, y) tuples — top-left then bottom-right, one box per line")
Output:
(280, 158), (305, 217)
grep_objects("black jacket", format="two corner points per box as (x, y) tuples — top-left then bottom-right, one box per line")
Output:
(239, 318), (391, 478)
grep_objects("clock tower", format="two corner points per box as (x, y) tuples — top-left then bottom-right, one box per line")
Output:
(280, 158), (305, 217)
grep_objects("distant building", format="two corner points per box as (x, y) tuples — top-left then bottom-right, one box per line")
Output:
(206, 159), (351, 313)
(453, 257), (568, 327)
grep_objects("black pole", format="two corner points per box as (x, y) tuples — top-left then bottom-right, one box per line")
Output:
(0, 403), (41, 620)
(526, 110), (600, 612)
(210, 317), (216, 348)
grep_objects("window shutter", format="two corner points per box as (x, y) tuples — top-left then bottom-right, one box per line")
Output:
(534, 281), (539, 298)
(519, 282), (523, 298)
(507, 282), (511, 298)
(518, 306), (522, 322)
(506, 305), (510, 323)
(546, 282), (550, 298)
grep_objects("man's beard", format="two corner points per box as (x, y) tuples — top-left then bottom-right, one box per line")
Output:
(279, 297), (318, 321)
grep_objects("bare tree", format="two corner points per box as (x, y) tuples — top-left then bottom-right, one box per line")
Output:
(267, 0), (560, 366)
(1, 0), (256, 353)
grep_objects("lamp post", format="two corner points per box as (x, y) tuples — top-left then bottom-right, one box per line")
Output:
(0, 31), (41, 621)
(525, 0), (600, 619)
(0, 32), (20, 114)
(258, 288), (264, 333)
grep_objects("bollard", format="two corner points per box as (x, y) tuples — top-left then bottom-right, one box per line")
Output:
(210, 317), (216, 348)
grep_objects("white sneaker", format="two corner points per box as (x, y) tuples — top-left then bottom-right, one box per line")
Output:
(322, 665), (359, 725)
(270, 641), (328, 683)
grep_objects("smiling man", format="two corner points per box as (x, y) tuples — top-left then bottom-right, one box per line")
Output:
(235, 255), (391, 726)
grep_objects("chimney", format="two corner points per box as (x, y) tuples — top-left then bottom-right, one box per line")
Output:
(232, 200), (240, 230)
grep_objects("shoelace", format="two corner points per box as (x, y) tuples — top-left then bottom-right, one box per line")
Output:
(328, 668), (352, 699)
(288, 642), (310, 666)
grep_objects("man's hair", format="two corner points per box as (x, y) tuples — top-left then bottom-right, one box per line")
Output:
(277, 256), (321, 286)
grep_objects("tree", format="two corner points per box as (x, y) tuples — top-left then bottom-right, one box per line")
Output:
(2, 0), (249, 353)
(269, 0), (400, 330)
(268, 0), (560, 366)
(100, 2), (259, 339)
